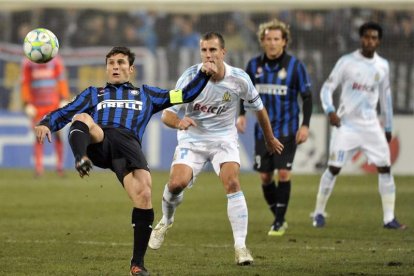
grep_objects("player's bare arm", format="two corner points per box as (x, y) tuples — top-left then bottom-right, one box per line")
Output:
(255, 108), (284, 154)
(296, 125), (309, 144)
(162, 110), (197, 130)
(236, 115), (247, 133)
(328, 112), (341, 127)
(34, 125), (52, 144)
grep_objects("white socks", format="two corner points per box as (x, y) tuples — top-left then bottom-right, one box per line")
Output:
(161, 184), (184, 225)
(314, 169), (336, 215)
(378, 173), (396, 224)
(227, 191), (248, 249)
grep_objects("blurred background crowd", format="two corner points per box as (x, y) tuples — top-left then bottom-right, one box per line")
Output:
(0, 8), (414, 114)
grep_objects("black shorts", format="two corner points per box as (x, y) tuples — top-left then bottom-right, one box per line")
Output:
(253, 135), (297, 172)
(86, 127), (149, 185)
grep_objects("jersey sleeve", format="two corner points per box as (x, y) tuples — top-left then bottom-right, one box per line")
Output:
(239, 70), (263, 111)
(145, 64), (209, 113)
(297, 61), (312, 94)
(320, 56), (345, 114)
(38, 87), (94, 132)
(379, 61), (393, 132)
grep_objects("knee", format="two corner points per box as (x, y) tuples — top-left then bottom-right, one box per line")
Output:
(260, 173), (274, 185)
(72, 113), (93, 126)
(224, 177), (240, 193)
(168, 177), (188, 194)
(328, 166), (341, 176)
(377, 166), (390, 174)
(137, 186), (152, 201)
(278, 170), (291, 182)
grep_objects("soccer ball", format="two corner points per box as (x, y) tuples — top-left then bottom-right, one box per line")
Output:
(23, 28), (59, 63)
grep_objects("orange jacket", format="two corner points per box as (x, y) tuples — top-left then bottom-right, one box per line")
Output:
(21, 55), (70, 108)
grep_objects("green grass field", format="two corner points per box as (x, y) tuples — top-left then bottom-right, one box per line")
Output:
(0, 169), (413, 275)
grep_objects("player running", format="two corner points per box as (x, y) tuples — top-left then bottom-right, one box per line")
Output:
(148, 32), (283, 266)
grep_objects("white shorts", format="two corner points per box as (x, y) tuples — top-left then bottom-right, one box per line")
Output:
(328, 124), (390, 168)
(172, 141), (240, 186)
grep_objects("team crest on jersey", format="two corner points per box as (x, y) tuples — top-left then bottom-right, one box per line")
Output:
(222, 91), (231, 102)
(278, 68), (287, 80)
(255, 67), (263, 78)
(375, 73), (380, 82)
(130, 89), (139, 96)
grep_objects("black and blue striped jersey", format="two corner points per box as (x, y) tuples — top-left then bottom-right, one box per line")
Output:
(39, 70), (210, 143)
(245, 52), (312, 139)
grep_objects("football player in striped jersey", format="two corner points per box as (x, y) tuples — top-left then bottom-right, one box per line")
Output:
(237, 19), (313, 236)
(34, 46), (217, 276)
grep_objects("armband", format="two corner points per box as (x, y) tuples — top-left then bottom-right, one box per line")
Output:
(169, 89), (183, 104)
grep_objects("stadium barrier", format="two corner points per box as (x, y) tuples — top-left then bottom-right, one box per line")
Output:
(0, 111), (412, 175)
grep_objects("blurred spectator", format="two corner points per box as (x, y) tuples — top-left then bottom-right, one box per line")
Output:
(1, 8), (414, 114)
(222, 18), (246, 52)
(169, 15), (200, 50)
(70, 10), (106, 47)
(123, 19), (145, 47)
(102, 13), (124, 46)
(131, 11), (159, 51)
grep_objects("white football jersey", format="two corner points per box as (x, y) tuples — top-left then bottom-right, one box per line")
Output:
(168, 62), (263, 143)
(320, 50), (393, 131)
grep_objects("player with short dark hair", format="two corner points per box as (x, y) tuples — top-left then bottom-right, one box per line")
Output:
(311, 22), (406, 230)
(237, 19), (313, 236)
(34, 46), (217, 276)
(148, 32), (284, 265)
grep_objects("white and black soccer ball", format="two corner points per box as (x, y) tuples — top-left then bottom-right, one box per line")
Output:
(23, 28), (59, 63)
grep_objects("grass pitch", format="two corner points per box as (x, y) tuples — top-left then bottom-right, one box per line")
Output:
(0, 169), (413, 275)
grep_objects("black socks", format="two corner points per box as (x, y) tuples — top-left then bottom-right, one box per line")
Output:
(275, 181), (291, 224)
(131, 208), (154, 267)
(262, 181), (277, 216)
(262, 180), (291, 224)
(68, 121), (91, 161)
